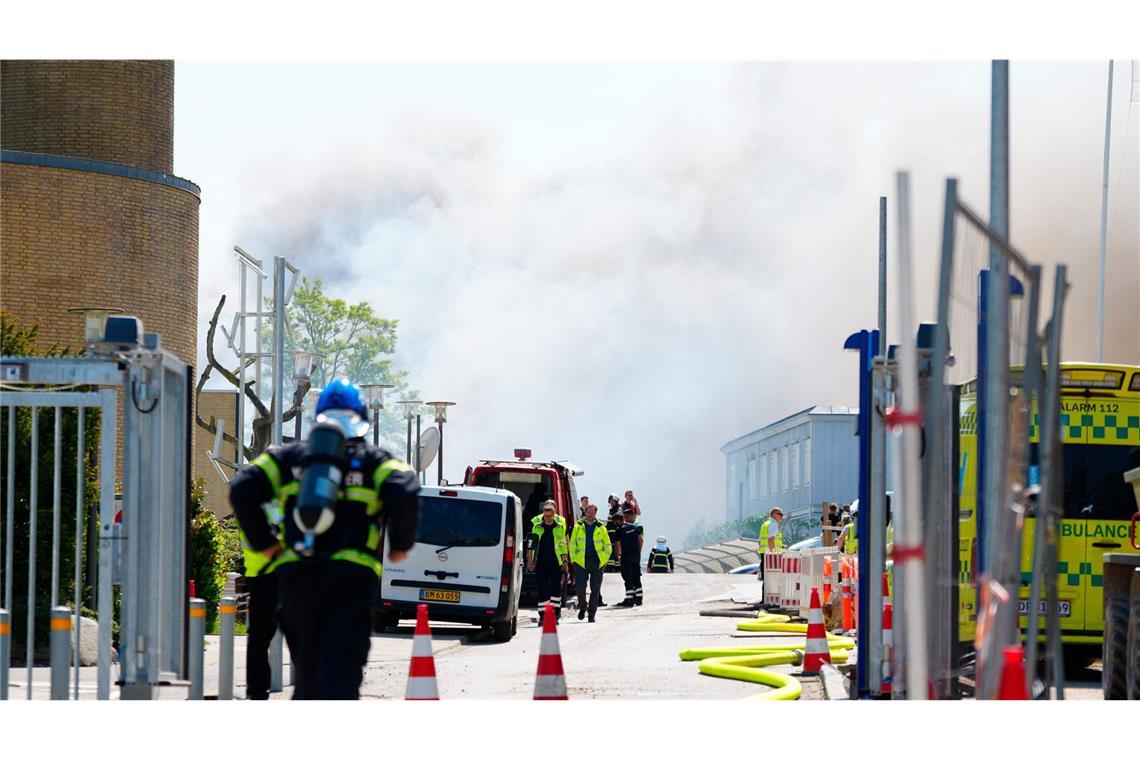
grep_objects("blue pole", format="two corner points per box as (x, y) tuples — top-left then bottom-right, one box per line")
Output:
(843, 327), (879, 697)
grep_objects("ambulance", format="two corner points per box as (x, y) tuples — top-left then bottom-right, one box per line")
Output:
(957, 363), (1140, 667)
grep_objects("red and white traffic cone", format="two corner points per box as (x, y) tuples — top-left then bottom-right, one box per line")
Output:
(534, 602), (568, 700)
(802, 588), (832, 675)
(405, 603), (439, 700)
(881, 573), (893, 695)
(997, 645), (1028, 700)
(841, 560), (853, 631)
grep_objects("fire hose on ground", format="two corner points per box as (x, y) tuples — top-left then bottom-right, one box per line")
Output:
(678, 612), (856, 700)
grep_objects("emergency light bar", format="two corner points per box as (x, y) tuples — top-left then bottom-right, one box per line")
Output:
(514, 448), (532, 460)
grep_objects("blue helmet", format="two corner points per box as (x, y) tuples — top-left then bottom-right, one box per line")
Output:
(315, 378), (369, 438)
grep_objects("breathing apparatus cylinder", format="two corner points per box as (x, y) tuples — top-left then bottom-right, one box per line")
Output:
(294, 420), (349, 556)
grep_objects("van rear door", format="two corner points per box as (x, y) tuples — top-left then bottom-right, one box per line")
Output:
(381, 490), (506, 611)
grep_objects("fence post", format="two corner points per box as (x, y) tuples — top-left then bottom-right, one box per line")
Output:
(188, 598), (205, 700)
(0, 608), (9, 699)
(50, 606), (71, 700)
(219, 595), (236, 700)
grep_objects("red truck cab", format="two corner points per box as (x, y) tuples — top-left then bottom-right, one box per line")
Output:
(464, 449), (584, 605)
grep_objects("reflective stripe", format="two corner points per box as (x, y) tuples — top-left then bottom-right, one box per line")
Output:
(280, 482), (300, 497)
(331, 548), (383, 576)
(252, 453), (282, 495)
(346, 486), (381, 515)
(373, 458), (413, 490)
(367, 524), (381, 551)
(265, 548), (301, 575)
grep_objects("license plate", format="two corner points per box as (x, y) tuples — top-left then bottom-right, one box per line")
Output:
(1017, 599), (1070, 617)
(420, 589), (460, 603)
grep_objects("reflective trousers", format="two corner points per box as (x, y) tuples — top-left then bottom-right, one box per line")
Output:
(621, 554), (642, 602)
(278, 561), (377, 700)
(244, 572), (279, 700)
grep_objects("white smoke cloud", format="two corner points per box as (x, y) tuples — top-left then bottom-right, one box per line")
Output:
(222, 62), (1138, 549)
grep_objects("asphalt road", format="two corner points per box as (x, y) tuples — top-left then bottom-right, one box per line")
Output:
(356, 572), (822, 699)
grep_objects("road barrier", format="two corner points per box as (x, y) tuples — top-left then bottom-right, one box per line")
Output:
(761, 548), (842, 619)
(50, 607), (70, 700)
(218, 595), (236, 700)
(188, 598), (204, 700)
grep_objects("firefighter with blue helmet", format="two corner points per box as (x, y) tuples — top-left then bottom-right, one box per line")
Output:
(229, 378), (420, 699)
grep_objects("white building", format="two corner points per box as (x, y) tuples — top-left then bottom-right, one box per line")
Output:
(721, 405), (859, 524)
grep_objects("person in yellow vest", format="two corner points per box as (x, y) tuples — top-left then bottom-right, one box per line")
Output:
(839, 502), (859, 556)
(757, 507), (784, 583)
(568, 503), (612, 622)
(239, 498), (284, 700)
(527, 500), (570, 622)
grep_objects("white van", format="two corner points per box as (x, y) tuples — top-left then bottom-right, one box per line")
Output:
(378, 485), (523, 642)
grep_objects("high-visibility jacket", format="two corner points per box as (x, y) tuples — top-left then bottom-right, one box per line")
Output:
(240, 498), (284, 577)
(568, 520), (612, 568)
(530, 515), (569, 564)
(648, 547), (673, 573)
(844, 521), (858, 556)
(758, 518), (783, 554)
(229, 442), (419, 578)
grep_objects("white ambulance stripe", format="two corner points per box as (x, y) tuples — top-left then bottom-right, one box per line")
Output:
(539, 632), (561, 655)
(405, 677), (439, 699)
(412, 635), (434, 658)
(534, 674), (567, 697)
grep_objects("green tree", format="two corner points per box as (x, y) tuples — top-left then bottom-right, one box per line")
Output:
(276, 277), (414, 452)
(188, 477), (227, 632)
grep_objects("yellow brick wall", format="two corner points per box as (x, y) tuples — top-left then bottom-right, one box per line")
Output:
(1, 60), (175, 174)
(194, 390), (239, 518)
(0, 163), (200, 366)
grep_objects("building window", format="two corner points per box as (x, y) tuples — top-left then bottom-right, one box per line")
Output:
(803, 438), (812, 485)
(780, 446), (789, 492)
(747, 458), (756, 498)
(729, 464), (737, 510)
(791, 442), (800, 488)
(770, 451), (778, 495)
(759, 453), (767, 497)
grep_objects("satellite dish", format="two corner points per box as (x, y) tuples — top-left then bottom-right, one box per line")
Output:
(416, 426), (440, 472)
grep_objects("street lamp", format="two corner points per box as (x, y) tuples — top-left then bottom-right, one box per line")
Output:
(396, 400), (423, 467)
(360, 383), (394, 446)
(424, 401), (455, 486)
(287, 350), (324, 442)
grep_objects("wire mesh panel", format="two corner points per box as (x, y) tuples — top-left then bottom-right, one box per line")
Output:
(0, 389), (116, 700)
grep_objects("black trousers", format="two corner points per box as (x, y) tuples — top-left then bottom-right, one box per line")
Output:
(535, 562), (563, 615)
(245, 572), (279, 700)
(620, 554), (642, 602)
(574, 564), (604, 619)
(278, 561), (377, 700)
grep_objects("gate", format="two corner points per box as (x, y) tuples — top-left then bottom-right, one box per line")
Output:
(1, 338), (190, 699)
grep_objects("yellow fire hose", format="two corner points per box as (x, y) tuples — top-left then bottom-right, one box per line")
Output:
(678, 610), (856, 700)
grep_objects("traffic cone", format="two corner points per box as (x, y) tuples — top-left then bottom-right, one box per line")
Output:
(997, 645), (1028, 700)
(405, 604), (439, 700)
(802, 588), (832, 675)
(534, 602), (568, 700)
(822, 556), (833, 605)
(841, 560), (853, 631)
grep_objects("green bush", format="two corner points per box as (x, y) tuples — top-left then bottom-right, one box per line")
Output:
(188, 478), (226, 633)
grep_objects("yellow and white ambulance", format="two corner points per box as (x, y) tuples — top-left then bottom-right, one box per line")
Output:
(957, 363), (1140, 663)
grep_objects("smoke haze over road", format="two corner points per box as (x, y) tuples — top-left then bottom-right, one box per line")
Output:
(181, 62), (1139, 548)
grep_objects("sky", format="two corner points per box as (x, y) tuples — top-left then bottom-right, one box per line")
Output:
(174, 62), (1139, 549)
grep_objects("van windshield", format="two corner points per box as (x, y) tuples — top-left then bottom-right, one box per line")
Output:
(417, 496), (503, 548)
(1061, 444), (1140, 521)
(472, 469), (556, 527)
